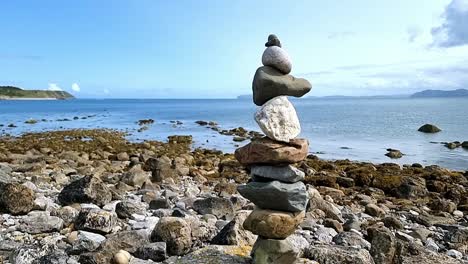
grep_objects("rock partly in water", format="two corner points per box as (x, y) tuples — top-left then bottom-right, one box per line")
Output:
(234, 137), (309, 166)
(252, 66), (311, 106)
(254, 96), (300, 142)
(418, 124), (441, 133)
(58, 176), (112, 207)
(250, 164), (305, 183)
(243, 208), (305, 239)
(0, 182), (35, 215)
(237, 181), (308, 212)
(261, 46), (292, 74)
(385, 149), (403, 159)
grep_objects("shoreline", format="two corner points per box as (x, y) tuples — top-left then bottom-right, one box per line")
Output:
(1, 128), (468, 262)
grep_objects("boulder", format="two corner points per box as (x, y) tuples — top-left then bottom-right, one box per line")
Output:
(150, 217), (192, 256)
(243, 208), (305, 239)
(265, 34), (281, 48)
(253, 66), (311, 106)
(121, 165), (149, 188)
(235, 137), (309, 165)
(385, 149), (403, 159)
(306, 245), (374, 264)
(115, 201), (146, 219)
(75, 208), (117, 234)
(418, 124), (441, 133)
(252, 237), (299, 264)
(262, 46), (292, 74)
(211, 210), (257, 246)
(58, 176), (112, 207)
(68, 231), (106, 254)
(255, 96), (300, 142)
(18, 211), (64, 234)
(0, 182), (35, 215)
(250, 164), (305, 183)
(237, 181), (308, 212)
(368, 227), (396, 264)
(192, 196), (235, 220)
(144, 157), (175, 182)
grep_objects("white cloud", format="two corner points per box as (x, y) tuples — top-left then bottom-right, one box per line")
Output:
(71, 83), (80, 92)
(47, 83), (62, 91)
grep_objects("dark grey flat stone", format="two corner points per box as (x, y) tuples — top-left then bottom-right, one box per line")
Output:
(250, 165), (304, 183)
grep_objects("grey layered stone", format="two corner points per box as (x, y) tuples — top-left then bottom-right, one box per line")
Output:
(192, 197), (235, 220)
(134, 242), (167, 262)
(250, 165), (304, 183)
(237, 181), (308, 212)
(69, 231), (106, 254)
(252, 66), (312, 106)
(18, 211), (64, 234)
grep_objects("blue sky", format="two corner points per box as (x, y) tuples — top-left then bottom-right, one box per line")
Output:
(1, 0), (468, 98)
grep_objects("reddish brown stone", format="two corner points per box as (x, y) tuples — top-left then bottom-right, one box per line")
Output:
(234, 138), (309, 165)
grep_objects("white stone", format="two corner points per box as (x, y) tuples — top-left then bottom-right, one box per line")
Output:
(447, 249), (463, 259)
(453, 210), (463, 218)
(261, 46), (292, 74)
(255, 96), (300, 142)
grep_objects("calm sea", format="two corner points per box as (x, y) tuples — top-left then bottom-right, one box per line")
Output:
(1, 98), (467, 170)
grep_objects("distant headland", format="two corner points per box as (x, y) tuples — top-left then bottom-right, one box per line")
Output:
(0, 86), (74, 100)
(238, 88), (468, 100)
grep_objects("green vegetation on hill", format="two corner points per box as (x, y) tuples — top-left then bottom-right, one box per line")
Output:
(0, 86), (74, 99)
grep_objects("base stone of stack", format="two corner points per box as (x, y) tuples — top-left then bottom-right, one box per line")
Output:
(255, 96), (301, 142)
(253, 66), (312, 106)
(251, 237), (299, 264)
(234, 137), (309, 165)
(243, 208), (305, 239)
(237, 181), (308, 212)
(250, 165), (304, 183)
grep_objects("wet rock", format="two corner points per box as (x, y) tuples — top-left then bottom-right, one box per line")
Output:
(418, 124), (441, 133)
(306, 245), (374, 264)
(212, 210), (257, 246)
(235, 137), (309, 165)
(255, 96), (300, 142)
(134, 242), (167, 262)
(250, 165), (305, 183)
(58, 176), (112, 207)
(385, 149), (403, 159)
(150, 217), (192, 256)
(192, 197), (235, 220)
(252, 237), (299, 264)
(238, 181), (308, 212)
(252, 66), (311, 106)
(462, 141), (468, 149)
(243, 208), (305, 239)
(0, 182), (35, 215)
(75, 208), (117, 234)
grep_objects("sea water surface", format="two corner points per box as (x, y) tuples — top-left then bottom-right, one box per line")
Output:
(1, 98), (467, 170)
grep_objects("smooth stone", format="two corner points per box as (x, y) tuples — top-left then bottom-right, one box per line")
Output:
(418, 124), (441, 133)
(237, 181), (308, 212)
(243, 208), (305, 239)
(262, 46), (292, 74)
(250, 164), (304, 183)
(254, 96), (300, 142)
(234, 137), (309, 166)
(265, 34), (281, 47)
(253, 66), (311, 106)
(252, 237), (299, 264)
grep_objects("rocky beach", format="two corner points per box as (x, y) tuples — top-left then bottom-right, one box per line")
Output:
(1, 35), (468, 264)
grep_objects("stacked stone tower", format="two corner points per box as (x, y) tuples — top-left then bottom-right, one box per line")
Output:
(234, 34), (312, 264)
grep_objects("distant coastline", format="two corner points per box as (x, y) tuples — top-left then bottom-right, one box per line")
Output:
(0, 86), (74, 100)
(237, 88), (468, 100)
